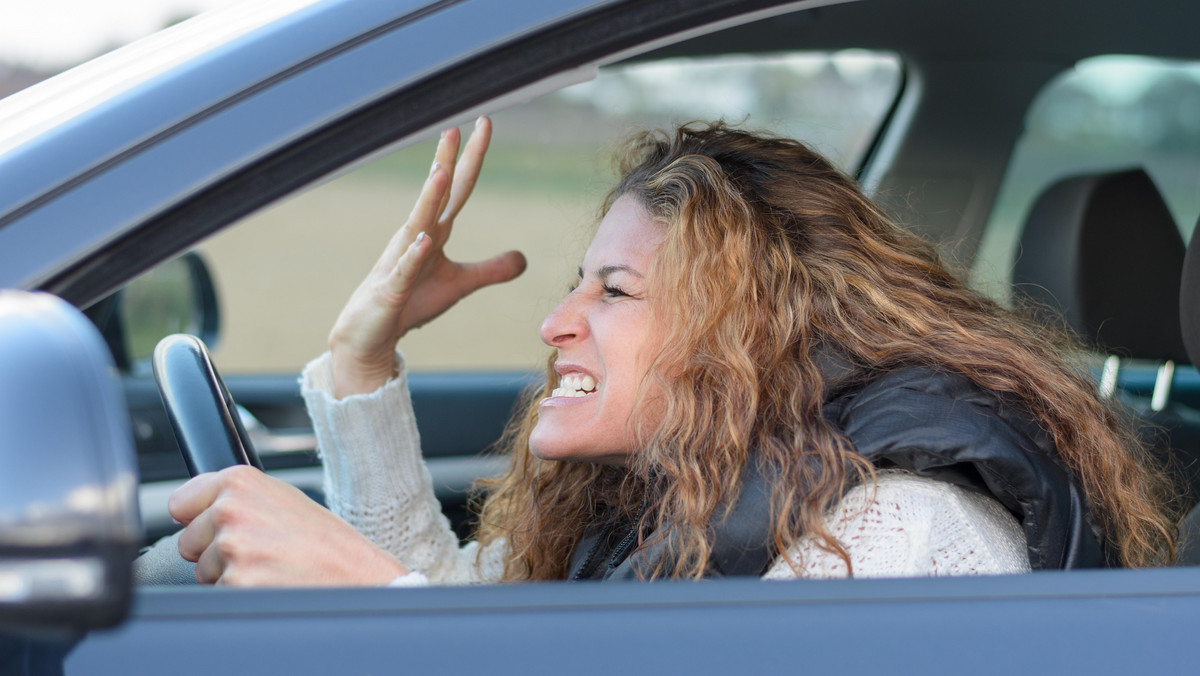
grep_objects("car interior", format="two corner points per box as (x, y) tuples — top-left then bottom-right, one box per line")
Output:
(81, 0), (1200, 576)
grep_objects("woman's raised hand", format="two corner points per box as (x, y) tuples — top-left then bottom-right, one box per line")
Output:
(329, 117), (526, 398)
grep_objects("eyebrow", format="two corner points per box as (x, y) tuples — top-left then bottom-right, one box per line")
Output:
(577, 265), (645, 280)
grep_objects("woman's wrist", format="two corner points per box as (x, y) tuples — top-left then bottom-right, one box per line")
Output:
(360, 549), (412, 585)
(330, 346), (398, 399)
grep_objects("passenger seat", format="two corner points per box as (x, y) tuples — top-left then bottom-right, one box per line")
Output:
(1011, 168), (1200, 517)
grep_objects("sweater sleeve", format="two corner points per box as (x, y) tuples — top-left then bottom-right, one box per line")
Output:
(763, 471), (1031, 579)
(300, 351), (506, 584)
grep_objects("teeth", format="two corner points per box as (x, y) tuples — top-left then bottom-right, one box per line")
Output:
(551, 373), (598, 398)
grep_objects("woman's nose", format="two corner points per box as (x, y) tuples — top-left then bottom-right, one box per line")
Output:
(540, 293), (587, 347)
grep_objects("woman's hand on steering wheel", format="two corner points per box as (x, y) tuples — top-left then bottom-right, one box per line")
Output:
(329, 117), (526, 398)
(169, 465), (410, 586)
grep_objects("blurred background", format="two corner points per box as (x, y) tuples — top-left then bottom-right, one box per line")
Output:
(5, 2), (1200, 375)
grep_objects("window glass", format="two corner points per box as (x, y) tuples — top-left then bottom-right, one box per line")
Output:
(973, 55), (1200, 300)
(121, 256), (199, 366)
(198, 51), (902, 373)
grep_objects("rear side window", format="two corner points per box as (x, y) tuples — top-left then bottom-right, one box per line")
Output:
(198, 51), (903, 374)
(973, 55), (1200, 300)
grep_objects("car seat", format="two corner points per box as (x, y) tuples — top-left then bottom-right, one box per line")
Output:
(1010, 168), (1200, 525)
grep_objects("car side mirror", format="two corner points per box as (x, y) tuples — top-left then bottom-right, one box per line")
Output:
(86, 251), (221, 374)
(0, 291), (140, 635)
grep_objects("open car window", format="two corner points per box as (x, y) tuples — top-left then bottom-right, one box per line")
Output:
(190, 51), (903, 376)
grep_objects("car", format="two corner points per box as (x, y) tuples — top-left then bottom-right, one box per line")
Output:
(4, 0), (1200, 673)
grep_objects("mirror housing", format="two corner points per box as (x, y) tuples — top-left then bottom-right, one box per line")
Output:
(0, 291), (140, 635)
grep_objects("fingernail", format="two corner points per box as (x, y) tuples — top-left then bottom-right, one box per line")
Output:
(430, 161), (441, 176)
(416, 232), (427, 244)
(475, 117), (483, 129)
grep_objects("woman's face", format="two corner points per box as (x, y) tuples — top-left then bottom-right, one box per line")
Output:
(529, 195), (665, 464)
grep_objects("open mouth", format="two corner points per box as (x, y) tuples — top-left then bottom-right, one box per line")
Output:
(550, 373), (597, 398)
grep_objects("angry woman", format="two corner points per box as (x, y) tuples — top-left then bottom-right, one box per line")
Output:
(168, 119), (1176, 585)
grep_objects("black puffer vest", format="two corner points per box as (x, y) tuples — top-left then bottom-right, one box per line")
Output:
(567, 365), (1109, 581)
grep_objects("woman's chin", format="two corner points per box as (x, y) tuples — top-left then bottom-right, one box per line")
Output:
(528, 431), (629, 465)
(528, 433), (582, 462)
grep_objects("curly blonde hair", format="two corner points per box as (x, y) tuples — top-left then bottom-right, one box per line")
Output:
(475, 122), (1177, 579)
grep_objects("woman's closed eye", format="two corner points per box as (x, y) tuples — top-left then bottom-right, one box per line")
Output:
(564, 282), (633, 300)
(566, 264), (645, 301)
(602, 283), (631, 299)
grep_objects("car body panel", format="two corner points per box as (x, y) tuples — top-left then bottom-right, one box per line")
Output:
(67, 569), (1200, 674)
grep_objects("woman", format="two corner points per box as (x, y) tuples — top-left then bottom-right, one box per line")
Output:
(168, 118), (1176, 585)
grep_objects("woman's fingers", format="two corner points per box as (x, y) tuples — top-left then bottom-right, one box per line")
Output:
(384, 231), (433, 297)
(193, 536), (225, 584)
(441, 117), (492, 224)
(378, 163), (449, 270)
(169, 466), (260, 582)
(456, 250), (527, 295)
(376, 118), (488, 271)
(167, 471), (223, 526)
(432, 127), (462, 225)
(176, 502), (217, 563)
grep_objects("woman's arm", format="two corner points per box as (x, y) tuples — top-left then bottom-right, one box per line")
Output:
(167, 119), (521, 587)
(303, 350), (506, 584)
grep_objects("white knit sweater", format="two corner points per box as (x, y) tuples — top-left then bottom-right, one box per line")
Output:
(300, 352), (1031, 582)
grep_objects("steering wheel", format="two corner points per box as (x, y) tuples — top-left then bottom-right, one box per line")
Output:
(152, 333), (263, 475)
(133, 333), (263, 584)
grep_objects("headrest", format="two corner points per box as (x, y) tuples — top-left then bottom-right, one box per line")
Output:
(1180, 216), (1200, 365)
(1012, 168), (1187, 362)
